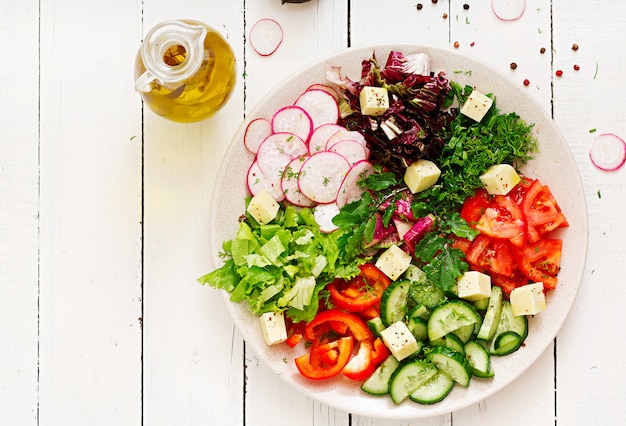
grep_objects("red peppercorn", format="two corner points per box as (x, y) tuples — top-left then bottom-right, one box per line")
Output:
(453, 41), (460, 48)
(574, 64), (580, 71)
(556, 69), (563, 77)
(523, 79), (530, 86)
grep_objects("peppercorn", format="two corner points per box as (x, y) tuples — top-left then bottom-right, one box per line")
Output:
(463, 3), (470, 9)
(453, 41), (460, 48)
(432, 0), (438, 3)
(572, 43), (579, 51)
(442, 12), (448, 19)
(523, 79), (530, 86)
(574, 64), (580, 71)
(510, 62), (517, 70)
(416, 3), (423, 9)
(556, 69), (563, 77)
(540, 47), (546, 54)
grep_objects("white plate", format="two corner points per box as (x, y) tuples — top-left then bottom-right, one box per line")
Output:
(208, 44), (588, 419)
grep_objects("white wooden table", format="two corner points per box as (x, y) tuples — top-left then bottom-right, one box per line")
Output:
(2, 0), (624, 424)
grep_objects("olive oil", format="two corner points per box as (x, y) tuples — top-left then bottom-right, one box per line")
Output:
(134, 20), (236, 123)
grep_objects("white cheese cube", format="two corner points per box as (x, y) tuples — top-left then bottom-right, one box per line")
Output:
(247, 189), (280, 225)
(457, 271), (492, 302)
(259, 311), (288, 346)
(375, 245), (412, 281)
(479, 164), (521, 195)
(460, 89), (493, 122)
(380, 321), (420, 361)
(359, 86), (389, 116)
(403, 159), (441, 193)
(510, 282), (547, 316)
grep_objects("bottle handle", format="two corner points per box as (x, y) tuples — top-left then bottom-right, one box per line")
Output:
(135, 70), (156, 93)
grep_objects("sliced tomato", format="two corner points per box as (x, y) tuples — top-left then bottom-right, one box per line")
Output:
(327, 263), (391, 313)
(295, 337), (354, 380)
(513, 238), (563, 291)
(475, 195), (526, 244)
(521, 180), (569, 243)
(460, 188), (492, 227)
(491, 270), (529, 298)
(466, 234), (517, 278)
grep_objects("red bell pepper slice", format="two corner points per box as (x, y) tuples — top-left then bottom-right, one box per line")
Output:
(327, 264), (391, 313)
(303, 309), (373, 343)
(295, 337), (354, 380)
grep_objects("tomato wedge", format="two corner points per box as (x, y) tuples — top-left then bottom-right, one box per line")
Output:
(513, 239), (563, 291)
(327, 263), (391, 313)
(521, 179), (569, 243)
(466, 234), (516, 278)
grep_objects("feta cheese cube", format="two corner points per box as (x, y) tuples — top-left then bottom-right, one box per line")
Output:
(403, 159), (441, 193)
(457, 271), (492, 302)
(359, 86), (389, 116)
(259, 311), (288, 346)
(375, 244), (412, 281)
(510, 282), (547, 316)
(380, 321), (420, 361)
(479, 164), (521, 195)
(247, 189), (280, 225)
(460, 89), (493, 122)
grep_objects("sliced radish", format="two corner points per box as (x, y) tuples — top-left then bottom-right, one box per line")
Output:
(491, 0), (527, 21)
(281, 156), (316, 207)
(308, 123), (344, 154)
(247, 160), (285, 201)
(326, 129), (367, 150)
(249, 18), (283, 56)
(589, 133), (626, 171)
(336, 160), (375, 208)
(294, 89), (340, 130)
(306, 84), (339, 101)
(256, 132), (308, 176)
(244, 117), (272, 154)
(271, 105), (314, 143)
(313, 202), (341, 233)
(328, 139), (369, 165)
(298, 151), (351, 204)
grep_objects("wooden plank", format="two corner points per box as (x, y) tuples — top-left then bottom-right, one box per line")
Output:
(140, 1), (246, 425)
(0, 1), (40, 424)
(552, 1), (626, 424)
(241, 1), (350, 425)
(38, 1), (143, 424)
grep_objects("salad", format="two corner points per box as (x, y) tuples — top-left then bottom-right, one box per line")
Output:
(199, 50), (569, 406)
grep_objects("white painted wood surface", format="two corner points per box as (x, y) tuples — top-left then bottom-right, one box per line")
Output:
(1, 0), (623, 425)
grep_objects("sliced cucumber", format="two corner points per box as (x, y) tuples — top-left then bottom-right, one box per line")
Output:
(431, 332), (466, 356)
(380, 280), (411, 327)
(367, 317), (385, 337)
(477, 285), (503, 341)
(452, 323), (475, 344)
(427, 300), (481, 342)
(407, 316), (428, 341)
(409, 303), (430, 321)
(473, 296), (490, 311)
(361, 355), (400, 396)
(491, 331), (524, 356)
(465, 340), (494, 378)
(389, 358), (438, 404)
(409, 371), (455, 405)
(427, 346), (472, 387)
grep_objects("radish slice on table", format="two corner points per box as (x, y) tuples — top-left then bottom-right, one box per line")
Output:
(313, 202), (341, 233)
(336, 160), (375, 209)
(247, 160), (285, 201)
(256, 132), (308, 176)
(298, 151), (351, 203)
(271, 105), (314, 142)
(249, 18), (283, 56)
(244, 118), (272, 154)
(589, 133), (626, 171)
(308, 123), (343, 154)
(328, 139), (369, 165)
(491, 0), (526, 21)
(281, 156), (316, 207)
(294, 89), (340, 129)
